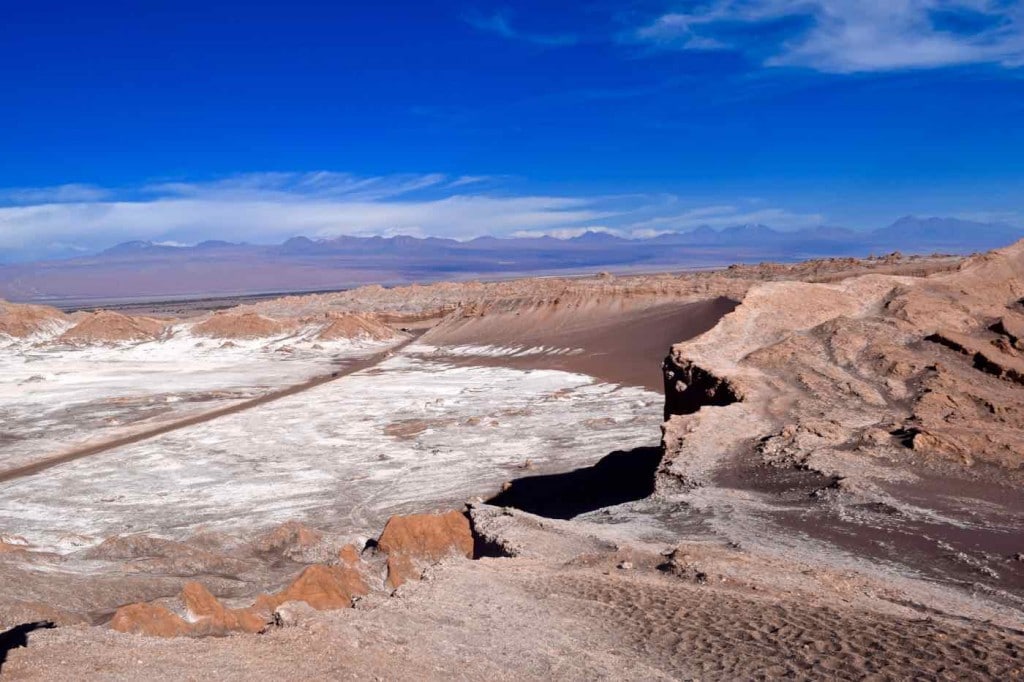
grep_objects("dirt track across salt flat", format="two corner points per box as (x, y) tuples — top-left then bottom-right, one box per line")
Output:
(0, 336), (418, 484)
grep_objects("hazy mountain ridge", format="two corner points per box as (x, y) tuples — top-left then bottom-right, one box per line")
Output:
(94, 215), (1023, 257)
(2, 216), (1019, 303)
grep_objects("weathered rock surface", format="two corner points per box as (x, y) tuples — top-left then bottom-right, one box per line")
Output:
(250, 521), (324, 562)
(266, 563), (369, 610)
(191, 311), (292, 339)
(0, 299), (68, 338)
(181, 582), (267, 635)
(109, 603), (192, 638)
(314, 312), (397, 341)
(58, 311), (166, 344)
(376, 511), (474, 589)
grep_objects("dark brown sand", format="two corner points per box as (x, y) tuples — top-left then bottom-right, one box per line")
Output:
(422, 297), (738, 392)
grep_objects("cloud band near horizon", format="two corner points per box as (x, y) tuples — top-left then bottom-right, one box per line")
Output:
(0, 172), (835, 261)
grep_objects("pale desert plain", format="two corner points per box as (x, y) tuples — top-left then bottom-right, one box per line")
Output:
(0, 246), (1022, 680)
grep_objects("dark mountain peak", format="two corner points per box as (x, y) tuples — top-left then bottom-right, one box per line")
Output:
(279, 236), (322, 254)
(570, 231), (625, 243)
(101, 240), (156, 254)
(194, 239), (238, 249)
(721, 223), (777, 237)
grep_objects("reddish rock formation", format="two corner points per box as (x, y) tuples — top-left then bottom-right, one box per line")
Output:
(191, 311), (292, 339)
(315, 312), (397, 341)
(376, 511), (474, 589)
(251, 521), (323, 561)
(338, 543), (361, 566)
(0, 299), (68, 338)
(57, 311), (166, 344)
(181, 582), (267, 635)
(270, 564), (369, 610)
(109, 603), (191, 638)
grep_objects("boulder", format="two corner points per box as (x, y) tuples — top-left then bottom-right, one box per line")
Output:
(376, 511), (474, 589)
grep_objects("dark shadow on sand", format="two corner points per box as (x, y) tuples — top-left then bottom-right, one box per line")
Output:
(0, 621), (55, 673)
(487, 446), (663, 520)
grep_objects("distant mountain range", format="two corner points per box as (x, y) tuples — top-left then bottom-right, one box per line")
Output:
(1, 216), (1020, 304)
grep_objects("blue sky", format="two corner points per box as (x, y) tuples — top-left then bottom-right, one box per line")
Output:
(1, 1), (1022, 259)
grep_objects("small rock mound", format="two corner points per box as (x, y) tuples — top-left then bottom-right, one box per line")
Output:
(191, 311), (292, 339)
(58, 311), (166, 344)
(107, 511), (474, 638)
(251, 521), (323, 562)
(263, 564), (370, 611)
(0, 300), (68, 338)
(111, 561), (370, 638)
(376, 510), (474, 589)
(83, 534), (248, 576)
(181, 583), (266, 635)
(109, 603), (192, 638)
(315, 312), (397, 341)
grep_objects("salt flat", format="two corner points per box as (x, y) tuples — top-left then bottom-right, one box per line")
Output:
(0, 329), (394, 472)
(0, 349), (660, 550)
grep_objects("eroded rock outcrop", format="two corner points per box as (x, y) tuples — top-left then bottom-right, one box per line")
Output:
(314, 312), (397, 341)
(191, 312), (293, 339)
(251, 521), (324, 562)
(109, 603), (192, 638)
(376, 510), (474, 589)
(0, 299), (69, 339)
(662, 358), (742, 419)
(107, 510), (475, 637)
(58, 311), (166, 344)
(659, 239), (1024, 496)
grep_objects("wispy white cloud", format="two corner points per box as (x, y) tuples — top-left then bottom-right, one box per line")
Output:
(632, 1), (1024, 73)
(625, 204), (826, 235)
(0, 172), (838, 259)
(140, 172), (451, 202)
(0, 173), (613, 254)
(0, 183), (112, 205)
(465, 11), (579, 46)
(511, 226), (621, 239)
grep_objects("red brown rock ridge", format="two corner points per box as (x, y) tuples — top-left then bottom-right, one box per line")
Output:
(110, 561), (370, 638)
(60, 310), (165, 343)
(109, 511), (474, 638)
(58, 310), (166, 344)
(314, 311), (398, 341)
(659, 239), (1024, 493)
(191, 311), (293, 339)
(243, 253), (956, 321)
(0, 299), (68, 338)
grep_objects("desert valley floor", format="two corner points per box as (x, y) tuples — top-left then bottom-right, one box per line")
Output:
(1, 250), (1023, 680)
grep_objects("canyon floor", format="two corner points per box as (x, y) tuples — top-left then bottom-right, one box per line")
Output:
(1, 251), (1023, 680)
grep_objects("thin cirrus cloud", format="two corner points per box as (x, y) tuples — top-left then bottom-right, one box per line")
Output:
(0, 172), (829, 260)
(626, 204), (827, 237)
(631, 0), (1024, 73)
(464, 11), (580, 46)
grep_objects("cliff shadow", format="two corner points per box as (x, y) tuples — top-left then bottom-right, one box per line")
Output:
(486, 446), (663, 520)
(0, 621), (55, 673)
